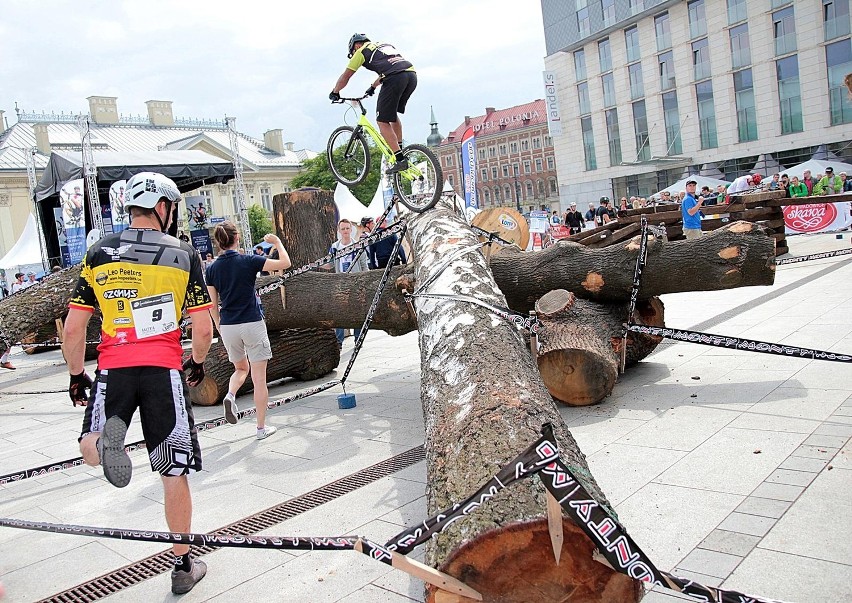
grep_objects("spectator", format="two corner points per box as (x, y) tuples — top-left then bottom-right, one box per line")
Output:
(330, 219), (369, 347)
(788, 175), (808, 197)
(178, 230), (190, 243)
(254, 245), (269, 276)
(550, 211), (561, 226)
(584, 202), (596, 225)
(639, 197), (648, 207)
(595, 197), (612, 226)
(369, 216), (407, 269)
(619, 197), (629, 211)
(660, 191), (673, 205)
(766, 173), (780, 191)
(0, 347), (12, 370)
(681, 179), (704, 240)
(360, 216), (376, 269)
(21, 272), (37, 289)
(10, 272), (25, 294)
(564, 202), (585, 234)
(779, 173), (790, 197)
(814, 166), (842, 195)
(802, 169), (817, 195)
(203, 252), (215, 269)
(727, 173), (760, 202)
(700, 185), (717, 206)
(841, 171), (852, 192)
(206, 221), (291, 439)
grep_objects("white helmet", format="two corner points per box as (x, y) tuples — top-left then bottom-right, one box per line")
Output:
(125, 172), (181, 209)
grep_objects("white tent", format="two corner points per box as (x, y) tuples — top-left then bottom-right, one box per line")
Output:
(779, 159), (852, 180)
(656, 175), (730, 196)
(751, 154), (785, 178)
(0, 213), (44, 270)
(333, 182), (370, 222)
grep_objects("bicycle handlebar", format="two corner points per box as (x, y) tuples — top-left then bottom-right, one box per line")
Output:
(331, 96), (369, 103)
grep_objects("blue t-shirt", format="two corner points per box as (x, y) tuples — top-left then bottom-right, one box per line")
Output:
(205, 251), (267, 325)
(681, 194), (701, 230)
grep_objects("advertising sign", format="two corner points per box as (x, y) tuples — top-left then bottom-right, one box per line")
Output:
(783, 201), (852, 234)
(460, 127), (479, 210)
(529, 210), (550, 234)
(185, 195), (210, 230)
(59, 178), (86, 264)
(109, 180), (128, 232)
(542, 71), (563, 136)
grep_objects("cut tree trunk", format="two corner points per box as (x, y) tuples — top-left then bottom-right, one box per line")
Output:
(188, 329), (340, 406)
(407, 201), (641, 602)
(535, 290), (664, 406)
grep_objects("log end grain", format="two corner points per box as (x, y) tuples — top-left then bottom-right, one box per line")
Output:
(718, 245), (742, 260)
(428, 519), (641, 603)
(189, 375), (220, 407)
(535, 289), (574, 318)
(581, 273), (605, 294)
(537, 348), (616, 406)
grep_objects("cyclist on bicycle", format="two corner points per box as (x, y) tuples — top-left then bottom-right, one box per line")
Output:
(329, 33), (417, 175)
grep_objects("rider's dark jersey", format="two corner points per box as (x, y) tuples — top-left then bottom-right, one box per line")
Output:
(69, 228), (212, 370)
(346, 42), (414, 77)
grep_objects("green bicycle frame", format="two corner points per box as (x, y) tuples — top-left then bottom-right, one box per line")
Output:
(345, 99), (421, 181)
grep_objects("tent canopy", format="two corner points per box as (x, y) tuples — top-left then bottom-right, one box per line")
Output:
(35, 150), (234, 202)
(656, 175), (730, 196)
(0, 213), (42, 269)
(778, 159), (852, 180)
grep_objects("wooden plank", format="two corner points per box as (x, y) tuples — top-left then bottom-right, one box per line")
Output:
(546, 491), (564, 565)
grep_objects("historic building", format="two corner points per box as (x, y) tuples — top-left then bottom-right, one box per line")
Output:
(541, 0), (852, 205)
(0, 96), (316, 260)
(432, 99), (561, 214)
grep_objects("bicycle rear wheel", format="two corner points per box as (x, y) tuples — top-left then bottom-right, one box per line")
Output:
(327, 126), (371, 186)
(391, 143), (443, 213)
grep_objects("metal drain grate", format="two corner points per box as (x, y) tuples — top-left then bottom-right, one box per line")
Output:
(39, 445), (426, 603)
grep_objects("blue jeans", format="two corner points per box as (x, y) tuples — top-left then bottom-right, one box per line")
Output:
(336, 328), (363, 344)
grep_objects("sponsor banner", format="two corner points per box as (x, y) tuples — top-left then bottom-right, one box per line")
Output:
(460, 127), (479, 210)
(185, 195), (211, 230)
(190, 229), (212, 256)
(53, 207), (71, 267)
(109, 180), (128, 232)
(59, 178), (86, 265)
(783, 201), (852, 234)
(542, 71), (562, 136)
(529, 210), (549, 234)
(550, 225), (571, 239)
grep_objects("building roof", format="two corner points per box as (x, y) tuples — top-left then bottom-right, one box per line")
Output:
(0, 119), (308, 172)
(441, 99), (548, 145)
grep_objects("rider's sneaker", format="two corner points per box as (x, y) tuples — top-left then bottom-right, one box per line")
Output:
(223, 392), (239, 425)
(171, 559), (207, 594)
(97, 416), (132, 488)
(386, 159), (409, 175)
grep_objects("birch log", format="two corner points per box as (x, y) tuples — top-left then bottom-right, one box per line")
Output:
(407, 202), (641, 602)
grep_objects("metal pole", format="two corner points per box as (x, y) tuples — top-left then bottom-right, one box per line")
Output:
(225, 116), (253, 253)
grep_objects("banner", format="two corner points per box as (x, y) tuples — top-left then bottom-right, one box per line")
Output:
(460, 127), (479, 210)
(185, 195), (211, 230)
(784, 201), (852, 234)
(190, 229), (212, 256)
(59, 178), (86, 265)
(53, 207), (70, 267)
(380, 156), (397, 221)
(542, 71), (563, 136)
(109, 180), (128, 232)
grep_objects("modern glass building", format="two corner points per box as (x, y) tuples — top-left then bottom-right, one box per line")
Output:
(541, 0), (852, 203)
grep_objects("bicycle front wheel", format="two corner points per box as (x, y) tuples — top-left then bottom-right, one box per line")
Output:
(391, 143), (443, 213)
(327, 126), (371, 186)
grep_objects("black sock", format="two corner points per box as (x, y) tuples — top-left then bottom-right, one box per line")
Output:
(174, 552), (192, 573)
(394, 150), (404, 162)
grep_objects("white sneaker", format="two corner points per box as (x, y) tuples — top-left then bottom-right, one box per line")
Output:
(223, 393), (239, 425)
(256, 425), (277, 440)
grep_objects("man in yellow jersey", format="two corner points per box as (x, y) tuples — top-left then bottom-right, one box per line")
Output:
(62, 171), (213, 595)
(330, 33), (417, 174)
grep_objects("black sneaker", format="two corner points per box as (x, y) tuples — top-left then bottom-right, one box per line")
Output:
(97, 416), (132, 488)
(386, 158), (409, 175)
(171, 558), (207, 594)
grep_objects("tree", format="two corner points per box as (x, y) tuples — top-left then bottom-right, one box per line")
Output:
(247, 203), (273, 245)
(291, 146), (381, 204)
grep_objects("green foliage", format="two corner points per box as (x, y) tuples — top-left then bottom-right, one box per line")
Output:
(247, 203), (274, 245)
(291, 144), (381, 205)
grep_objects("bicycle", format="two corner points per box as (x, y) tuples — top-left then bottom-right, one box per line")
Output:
(328, 96), (443, 213)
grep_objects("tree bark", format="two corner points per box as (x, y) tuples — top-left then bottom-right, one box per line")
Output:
(535, 290), (664, 406)
(188, 329), (340, 406)
(407, 202), (641, 602)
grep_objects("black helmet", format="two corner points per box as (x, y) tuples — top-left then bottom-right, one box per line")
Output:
(348, 33), (369, 58)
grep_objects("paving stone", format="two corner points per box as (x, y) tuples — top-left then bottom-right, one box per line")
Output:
(697, 529), (761, 557)
(778, 455), (829, 473)
(790, 444), (836, 460)
(764, 468), (816, 487)
(717, 512), (777, 537)
(833, 406), (852, 417)
(676, 548), (742, 579)
(735, 496), (791, 519)
(813, 422), (852, 437)
(802, 433), (848, 448)
(749, 481), (805, 502)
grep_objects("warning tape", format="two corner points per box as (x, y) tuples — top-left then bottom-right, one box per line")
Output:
(775, 247), (852, 265)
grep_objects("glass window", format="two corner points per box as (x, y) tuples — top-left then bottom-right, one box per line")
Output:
(483, 189), (490, 205)
(578, 81), (591, 114)
(574, 49), (587, 81)
(655, 13), (672, 51)
(499, 144), (507, 155)
(525, 181), (534, 197)
(533, 137), (541, 149)
(602, 0), (616, 25)
(524, 160), (531, 174)
(547, 156), (555, 169)
(549, 178), (558, 193)
(629, 62), (645, 99)
(824, 0), (852, 41)
(625, 26), (641, 63)
(578, 6), (590, 37)
(770, 0), (792, 7)
(581, 116), (597, 170)
(632, 100), (650, 161)
(478, 148), (485, 160)
(510, 141), (518, 153)
(535, 158), (543, 171)
(502, 164), (509, 177)
(695, 80), (718, 149)
(662, 91), (682, 154)
(521, 139), (530, 151)
(605, 109), (622, 166)
(727, 0), (747, 24)
(602, 72), (617, 107)
(488, 146), (496, 157)
(493, 187), (500, 202)
(688, 0), (706, 39)
(448, 174), (454, 187)
(260, 186), (271, 212)
(659, 50), (676, 90)
(545, 135), (553, 147)
(734, 68), (758, 142)
(773, 7), (797, 56)
(692, 37), (711, 81)
(491, 166), (498, 179)
(730, 23), (751, 69)
(776, 55), (803, 134)
(481, 168), (488, 181)
(629, 0), (645, 16)
(827, 39), (852, 124)
(599, 38), (612, 72)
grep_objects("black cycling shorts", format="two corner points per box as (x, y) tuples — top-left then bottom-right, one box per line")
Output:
(80, 366), (202, 476)
(376, 71), (417, 123)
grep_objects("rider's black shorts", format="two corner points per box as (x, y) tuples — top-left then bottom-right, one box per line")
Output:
(80, 366), (202, 476)
(376, 71), (417, 123)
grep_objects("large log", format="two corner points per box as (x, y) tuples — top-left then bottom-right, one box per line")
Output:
(407, 202), (641, 602)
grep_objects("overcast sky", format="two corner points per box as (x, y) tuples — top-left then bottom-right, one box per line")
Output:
(1, 1), (548, 152)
